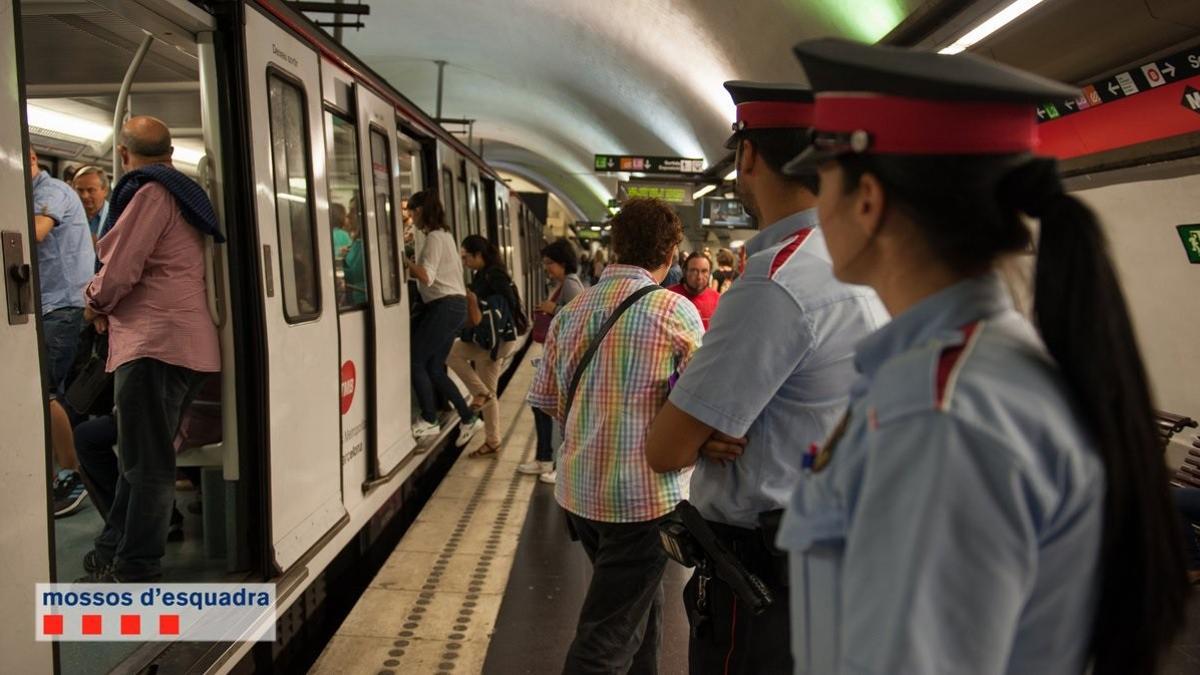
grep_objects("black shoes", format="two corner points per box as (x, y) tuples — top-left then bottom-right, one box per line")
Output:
(52, 471), (89, 518)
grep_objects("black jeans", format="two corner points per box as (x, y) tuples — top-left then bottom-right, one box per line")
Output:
(411, 296), (473, 423)
(95, 358), (206, 579)
(563, 512), (669, 675)
(74, 414), (118, 518)
(682, 525), (792, 675)
(533, 406), (555, 462)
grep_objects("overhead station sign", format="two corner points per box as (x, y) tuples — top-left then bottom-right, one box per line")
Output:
(1037, 44), (1200, 160)
(595, 154), (705, 174)
(1037, 46), (1200, 121)
(616, 181), (694, 206)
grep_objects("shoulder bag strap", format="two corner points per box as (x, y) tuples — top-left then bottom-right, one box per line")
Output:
(563, 285), (661, 423)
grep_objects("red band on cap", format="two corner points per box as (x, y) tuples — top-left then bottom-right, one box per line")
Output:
(814, 93), (1037, 154)
(736, 101), (814, 130)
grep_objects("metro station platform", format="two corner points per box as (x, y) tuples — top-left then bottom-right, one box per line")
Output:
(311, 351), (689, 675)
(311, 349), (1200, 675)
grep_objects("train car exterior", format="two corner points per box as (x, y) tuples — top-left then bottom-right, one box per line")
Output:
(0, 0), (546, 671)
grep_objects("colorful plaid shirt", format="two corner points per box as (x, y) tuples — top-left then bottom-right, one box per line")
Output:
(528, 264), (704, 523)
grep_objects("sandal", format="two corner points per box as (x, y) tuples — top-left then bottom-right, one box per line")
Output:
(468, 442), (500, 458)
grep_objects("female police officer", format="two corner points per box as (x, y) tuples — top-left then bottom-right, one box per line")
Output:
(776, 39), (1187, 674)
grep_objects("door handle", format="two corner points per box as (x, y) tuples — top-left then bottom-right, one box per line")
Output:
(2, 231), (33, 325)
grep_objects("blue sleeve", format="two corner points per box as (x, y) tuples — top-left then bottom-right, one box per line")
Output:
(668, 277), (813, 437)
(32, 181), (74, 227)
(840, 413), (1038, 674)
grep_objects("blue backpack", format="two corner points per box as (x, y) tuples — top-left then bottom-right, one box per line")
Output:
(463, 293), (518, 358)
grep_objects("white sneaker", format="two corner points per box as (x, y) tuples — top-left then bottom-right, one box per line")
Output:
(538, 470), (557, 485)
(455, 416), (485, 447)
(412, 419), (441, 439)
(517, 460), (553, 475)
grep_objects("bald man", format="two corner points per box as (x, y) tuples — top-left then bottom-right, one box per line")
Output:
(78, 116), (222, 582)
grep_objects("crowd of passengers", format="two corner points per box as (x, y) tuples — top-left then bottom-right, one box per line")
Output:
(510, 39), (1200, 675)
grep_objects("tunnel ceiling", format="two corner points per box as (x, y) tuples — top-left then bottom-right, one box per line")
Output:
(339, 0), (923, 220)
(338, 0), (1200, 221)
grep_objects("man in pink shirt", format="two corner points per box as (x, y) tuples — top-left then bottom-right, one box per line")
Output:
(667, 251), (721, 330)
(78, 116), (222, 582)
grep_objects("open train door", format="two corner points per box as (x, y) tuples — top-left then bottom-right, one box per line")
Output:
(356, 86), (414, 481)
(0, 1), (53, 669)
(243, 6), (346, 572)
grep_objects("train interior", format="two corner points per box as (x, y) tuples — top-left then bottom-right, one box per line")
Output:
(20, 1), (239, 671)
(18, 0), (241, 662)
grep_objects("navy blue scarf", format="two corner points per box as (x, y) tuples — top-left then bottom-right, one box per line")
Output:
(100, 163), (225, 243)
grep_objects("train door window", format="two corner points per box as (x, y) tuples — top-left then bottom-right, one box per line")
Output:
(396, 134), (423, 262)
(470, 182), (481, 236)
(369, 127), (401, 304)
(324, 110), (368, 312)
(441, 166), (457, 234)
(268, 73), (320, 321)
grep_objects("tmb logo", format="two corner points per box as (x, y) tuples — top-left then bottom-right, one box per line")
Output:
(1183, 86), (1200, 115)
(340, 361), (356, 415)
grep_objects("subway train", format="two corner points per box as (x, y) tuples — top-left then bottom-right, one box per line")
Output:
(2, 0), (548, 671)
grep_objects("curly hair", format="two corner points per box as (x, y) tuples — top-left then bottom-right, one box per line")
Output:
(610, 198), (682, 270)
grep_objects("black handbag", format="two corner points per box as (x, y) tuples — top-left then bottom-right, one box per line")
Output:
(65, 329), (113, 415)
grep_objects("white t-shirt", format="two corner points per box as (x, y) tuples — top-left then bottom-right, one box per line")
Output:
(416, 229), (466, 302)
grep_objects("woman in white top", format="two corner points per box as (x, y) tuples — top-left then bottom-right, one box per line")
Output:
(403, 190), (484, 443)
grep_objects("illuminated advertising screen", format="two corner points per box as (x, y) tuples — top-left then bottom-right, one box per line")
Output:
(701, 197), (752, 228)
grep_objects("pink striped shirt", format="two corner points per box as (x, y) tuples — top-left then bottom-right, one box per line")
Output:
(86, 183), (221, 374)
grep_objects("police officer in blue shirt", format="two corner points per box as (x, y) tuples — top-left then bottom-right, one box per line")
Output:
(777, 39), (1187, 674)
(646, 81), (886, 674)
(29, 148), (96, 395)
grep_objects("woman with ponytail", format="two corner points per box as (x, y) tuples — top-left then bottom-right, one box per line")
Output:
(776, 39), (1187, 675)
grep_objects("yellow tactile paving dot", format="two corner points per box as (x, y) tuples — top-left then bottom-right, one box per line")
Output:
(313, 354), (543, 675)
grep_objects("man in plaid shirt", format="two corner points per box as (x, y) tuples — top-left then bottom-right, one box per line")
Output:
(528, 198), (704, 674)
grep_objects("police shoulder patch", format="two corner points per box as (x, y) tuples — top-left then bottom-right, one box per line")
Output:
(768, 227), (814, 279)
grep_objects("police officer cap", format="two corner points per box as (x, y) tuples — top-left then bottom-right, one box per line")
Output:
(782, 38), (1078, 174)
(723, 80), (815, 150)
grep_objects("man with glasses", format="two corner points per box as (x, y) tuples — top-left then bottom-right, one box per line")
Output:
(666, 251), (720, 330)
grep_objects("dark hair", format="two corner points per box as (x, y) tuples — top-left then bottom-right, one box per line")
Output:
(462, 234), (505, 272)
(685, 251), (712, 270)
(330, 203), (347, 229)
(838, 153), (1187, 675)
(540, 239), (578, 274)
(408, 189), (447, 231)
(610, 198), (682, 270)
(737, 128), (819, 194)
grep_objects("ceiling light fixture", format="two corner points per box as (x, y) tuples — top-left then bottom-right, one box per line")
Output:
(724, 169), (737, 181)
(171, 142), (206, 166)
(938, 0), (1046, 55)
(26, 104), (111, 143)
(692, 184), (717, 200)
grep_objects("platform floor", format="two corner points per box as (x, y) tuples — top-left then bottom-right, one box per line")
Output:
(312, 350), (1200, 675)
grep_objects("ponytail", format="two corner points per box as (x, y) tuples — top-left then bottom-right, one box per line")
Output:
(1001, 158), (1188, 675)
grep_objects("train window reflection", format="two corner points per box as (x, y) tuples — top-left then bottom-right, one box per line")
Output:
(267, 74), (320, 321)
(369, 128), (400, 305)
(325, 112), (368, 312)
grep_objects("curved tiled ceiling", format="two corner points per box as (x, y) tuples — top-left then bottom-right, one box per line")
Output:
(342, 0), (921, 220)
